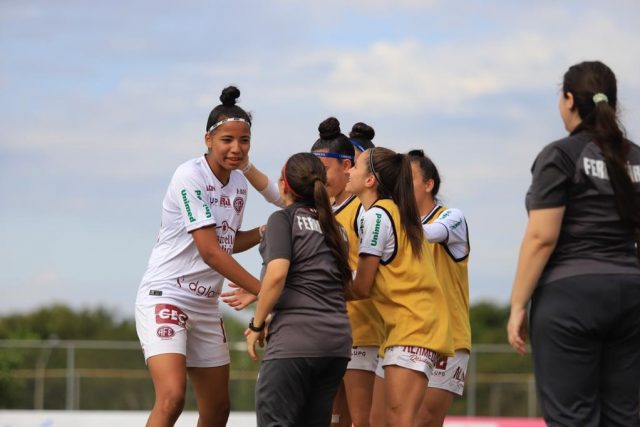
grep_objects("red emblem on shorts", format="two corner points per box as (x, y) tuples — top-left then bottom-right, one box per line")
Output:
(156, 326), (175, 339)
(233, 197), (244, 214)
(435, 356), (448, 370)
(155, 304), (188, 328)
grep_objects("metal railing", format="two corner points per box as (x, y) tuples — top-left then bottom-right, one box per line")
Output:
(0, 340), (538, 415)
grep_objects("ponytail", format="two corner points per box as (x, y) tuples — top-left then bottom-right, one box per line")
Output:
(313, 179), (352, 286)
(564, 61), (640, 259)
(369, 147), (424, 258)
(284, 152), (352, 284)
(394, 154), (424, 258)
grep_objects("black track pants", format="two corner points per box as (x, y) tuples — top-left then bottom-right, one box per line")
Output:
(530, 274), (640, 426)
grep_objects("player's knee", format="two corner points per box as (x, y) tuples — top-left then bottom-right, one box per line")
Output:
(198, 398), (230, 427)
(416, 405), (432, 427)
(156, 390), (185, 418)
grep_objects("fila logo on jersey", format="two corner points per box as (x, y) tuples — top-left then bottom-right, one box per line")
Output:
(220, 196), (231, 208)
(233, 197), (244, 213)
(155, 304), (188, 328)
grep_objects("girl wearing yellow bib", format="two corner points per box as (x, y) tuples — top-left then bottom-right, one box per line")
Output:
(347, 147), (454, 427)
(409, 149), (471, 427)
(311, 118), (384, 427)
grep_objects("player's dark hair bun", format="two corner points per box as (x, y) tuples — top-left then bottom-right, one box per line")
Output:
(350, 122), (375, 140)
(318, 117), (341, 140)
(220, 86), (240, 106)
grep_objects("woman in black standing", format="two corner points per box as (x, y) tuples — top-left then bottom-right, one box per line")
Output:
(507, 61), (640, 426)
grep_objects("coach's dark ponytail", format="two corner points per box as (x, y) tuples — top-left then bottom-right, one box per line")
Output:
(563, 61), (640, 258)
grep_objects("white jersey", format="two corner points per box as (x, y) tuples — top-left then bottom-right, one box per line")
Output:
(137, 155), (248, 311)
(421, 204), (469, 260)
(358, 205), (395, 263)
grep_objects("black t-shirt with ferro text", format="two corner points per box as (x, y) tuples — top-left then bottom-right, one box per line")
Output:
(526, 130), (640, 284)
(259, 203), (352, 360)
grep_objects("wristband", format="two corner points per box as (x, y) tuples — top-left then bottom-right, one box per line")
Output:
(241, 162), (252, 173)
(248, 317), (265, 332)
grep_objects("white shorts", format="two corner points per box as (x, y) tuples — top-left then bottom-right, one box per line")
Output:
(135, 302), (230, 368)
(347, 346), (379, 372)
(375, 346), (440, 379)
(428, 350), (469, 396)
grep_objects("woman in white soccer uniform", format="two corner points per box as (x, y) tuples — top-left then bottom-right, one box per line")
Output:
(409, 149), (471, 427)
(135, 86), (264, 427)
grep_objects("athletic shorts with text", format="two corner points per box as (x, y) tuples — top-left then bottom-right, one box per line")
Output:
(346, 346), (379, 372)
(428, 350), (469, 396)
(375, 345), (440, 379)
(135, 302), (230, 368)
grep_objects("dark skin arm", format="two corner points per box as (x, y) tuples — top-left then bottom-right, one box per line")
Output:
(192, 226), (261, 295)
(233, 227), (263, 253)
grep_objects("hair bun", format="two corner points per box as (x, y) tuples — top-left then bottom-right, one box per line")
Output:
(350, 122), (375, 140)
(318, 117), (341, 140)
(220, 86), (240, 106)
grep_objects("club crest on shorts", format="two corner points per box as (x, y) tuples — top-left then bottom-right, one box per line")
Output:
(156, 326), (175, 339)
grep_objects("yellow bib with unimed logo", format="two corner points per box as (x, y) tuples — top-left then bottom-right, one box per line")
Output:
(368, 199), (454, 356)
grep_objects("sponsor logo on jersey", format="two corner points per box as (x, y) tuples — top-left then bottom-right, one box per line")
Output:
(176, 277), (219, 298)
(156, 326), (175, 339)
(233, 196), (244, 214)
(155, 304), (188, 327)
(181, 189), (196, 223)
(206, 185), (215, 192)
(220, 196), (231, 208)
(370, 212), (382, 246)
(236, 188), (247, 195)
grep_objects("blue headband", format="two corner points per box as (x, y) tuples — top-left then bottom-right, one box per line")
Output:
(350, 139), (365, 152)
(312, 151), (354, 161)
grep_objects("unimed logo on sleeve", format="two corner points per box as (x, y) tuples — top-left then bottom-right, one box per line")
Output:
(370, 213), (382, 246)
(181, 189), (196, 223)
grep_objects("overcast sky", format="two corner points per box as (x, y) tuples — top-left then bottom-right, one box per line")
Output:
(1, 0), (639, 319)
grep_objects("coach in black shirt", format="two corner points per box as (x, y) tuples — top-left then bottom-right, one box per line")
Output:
(508, 61), (640, 426)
